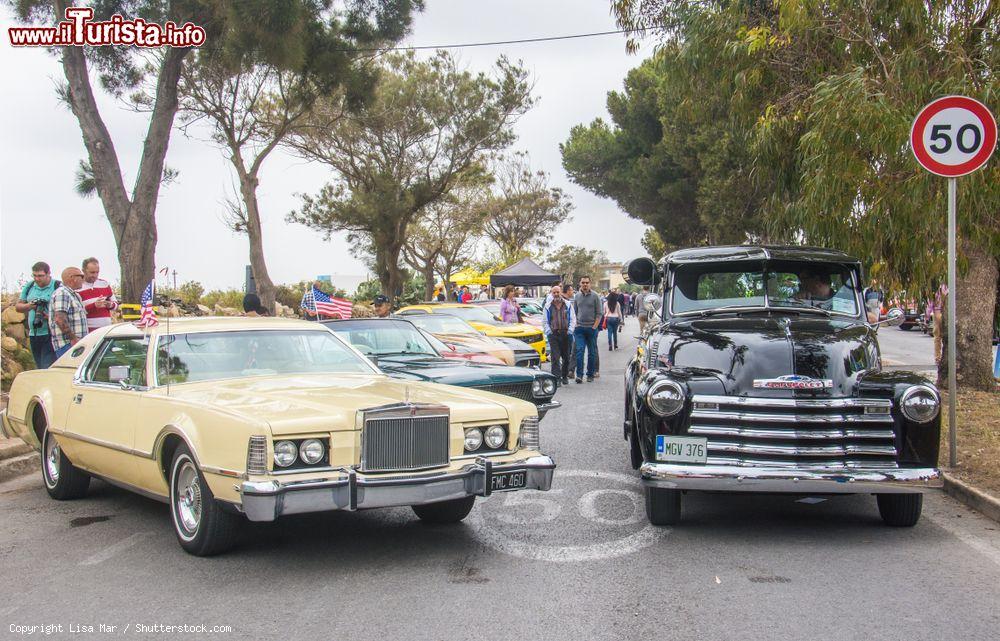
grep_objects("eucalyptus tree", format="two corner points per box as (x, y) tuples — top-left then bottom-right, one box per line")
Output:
(287, 51), (533, 301)
(6, 0), (362, 300)
(175, 1), (420, 311)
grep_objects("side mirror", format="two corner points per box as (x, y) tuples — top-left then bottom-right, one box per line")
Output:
(877, 307), (905, 328)
(622, 257), (662, 287)
(108, 365), (131, 384)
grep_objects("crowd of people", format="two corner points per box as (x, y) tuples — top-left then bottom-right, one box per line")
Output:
(15, 258), (118, 369)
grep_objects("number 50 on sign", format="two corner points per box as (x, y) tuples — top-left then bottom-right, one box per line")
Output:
(911, 95), (997, 177)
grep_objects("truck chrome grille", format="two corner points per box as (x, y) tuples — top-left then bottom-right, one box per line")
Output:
(361, 405), (450, 472)
(688, 394), (897, 469)
(472, 382), (534, 402)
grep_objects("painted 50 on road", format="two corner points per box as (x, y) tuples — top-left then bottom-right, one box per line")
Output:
(656, 435), (708, 464)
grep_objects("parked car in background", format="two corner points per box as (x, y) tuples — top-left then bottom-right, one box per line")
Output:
(472, 300), (544, 328)
(622, 246), (942, 527)
(0, 318), (555, 556)
(401, 312), (518, 365)
(323, 318), (559, 418)
(419, 329), (507, 365)
(398, 303), (547, 362)
(899, 300), (921, 331)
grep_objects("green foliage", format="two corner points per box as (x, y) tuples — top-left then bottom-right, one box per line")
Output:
(201, 289), (245, 310)
(177, 281), (205, 306)
(546, 245), (609, 285)
(641, 227), (667, 260)
(275, 280), (347, 310)
(355, 273), (425, 305)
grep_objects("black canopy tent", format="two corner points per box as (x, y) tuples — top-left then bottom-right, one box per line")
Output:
(489, 258), (561, 287)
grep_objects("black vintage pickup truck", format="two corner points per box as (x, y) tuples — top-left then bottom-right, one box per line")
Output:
(623, 246), (942, 527)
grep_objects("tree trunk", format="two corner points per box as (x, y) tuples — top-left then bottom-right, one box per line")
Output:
(422, 264), (436, 301)
(953, 240), (999, 391)
(375, 242), (405, 302)
(239, 173), (276, 312)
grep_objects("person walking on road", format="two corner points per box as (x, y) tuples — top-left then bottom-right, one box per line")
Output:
(604, 290), (622, 350)
(49, 267), (88, 359)
(543, 284), (575, 385)
(573, 276), (602, 383)
(15, 261), (60, 369)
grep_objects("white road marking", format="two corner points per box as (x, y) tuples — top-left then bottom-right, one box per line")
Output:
(925, 511), (1000, 569)
(469, 469), (669, 563)
(78, 532), (151, 566)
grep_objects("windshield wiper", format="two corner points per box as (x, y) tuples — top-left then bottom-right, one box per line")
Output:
(698, 305), (768, 317)
(769, 305), (832, 317)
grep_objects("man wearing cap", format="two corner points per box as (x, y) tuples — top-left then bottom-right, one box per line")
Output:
(373, 295), (392, 318)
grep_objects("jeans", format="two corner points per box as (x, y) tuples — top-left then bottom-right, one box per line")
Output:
(54, 343), (73, 359)
(29, 334), (57, 369)
(548, 330), (571, 381)
(574, 326), (598, 378)
(606, 317), (620, 348)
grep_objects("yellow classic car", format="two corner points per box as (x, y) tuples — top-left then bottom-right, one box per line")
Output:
(0, 317), (555, 556)
(398, 303), (547, 362)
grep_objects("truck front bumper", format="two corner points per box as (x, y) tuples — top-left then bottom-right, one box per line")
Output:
(640, 462), (941, 494)
(240, 455), (555, 522)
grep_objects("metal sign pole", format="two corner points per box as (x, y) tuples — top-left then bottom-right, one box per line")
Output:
(947, 177), (958, 468)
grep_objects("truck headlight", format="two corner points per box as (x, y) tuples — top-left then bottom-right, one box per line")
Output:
(273, 440), (297, 468)
(464, 427), (483, 452)
(532, 380), (542, 395)
(484, 425), (507, 449)
(541, 378), (556, 395)
(298, 439), (325, 465)
(901, 385), (940, 423)
(646, 379), (685, 417)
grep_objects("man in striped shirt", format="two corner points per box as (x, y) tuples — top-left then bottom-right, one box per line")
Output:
(79, 257), (119, 331)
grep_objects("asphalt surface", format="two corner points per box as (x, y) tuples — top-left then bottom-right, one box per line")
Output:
(2, 321), (999, 641)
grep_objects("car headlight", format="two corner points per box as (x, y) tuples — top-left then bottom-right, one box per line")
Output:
(900, 385), (940, 423)
(464, 427), (483, 452)
(531, 379), (542, 395)
(646, 379), (685, 417)
(484, 425), (507, 449)
(298, 439), (325, 465)
(273, 440), (297, 468)
(541, 378), (556, 395)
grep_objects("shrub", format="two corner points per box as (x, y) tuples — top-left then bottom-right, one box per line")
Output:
(177, 281), (205, 306)
(201, 289), (244, 309)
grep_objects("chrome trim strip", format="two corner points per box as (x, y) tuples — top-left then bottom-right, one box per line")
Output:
(454, 449), (514, 460)
(85, 471), (169, 504)
(690, 410), (894, 424)
(641, 462), (940, 493)
(706, 456), (899, 469)
(706, 441), (898, 457)
(692, 394), (892, 409)
(239, 455), (556, 521)
(269, 465), (340, 475)
(56, 431), (154, 459)
(688, 425), (896, 440)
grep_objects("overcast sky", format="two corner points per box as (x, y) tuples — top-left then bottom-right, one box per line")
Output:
(0, 0), (651, 294)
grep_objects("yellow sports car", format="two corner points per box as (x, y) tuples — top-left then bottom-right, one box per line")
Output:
(398, 303), (547, 363)
(0, 317), (555, 556)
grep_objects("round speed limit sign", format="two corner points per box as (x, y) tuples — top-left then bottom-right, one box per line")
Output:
(911, 95), (996, 177)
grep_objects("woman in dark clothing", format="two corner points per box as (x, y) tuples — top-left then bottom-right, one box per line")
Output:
(242, 293), (270, 316)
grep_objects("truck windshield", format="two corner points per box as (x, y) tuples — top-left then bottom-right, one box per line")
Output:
(671, 262), (859, 316)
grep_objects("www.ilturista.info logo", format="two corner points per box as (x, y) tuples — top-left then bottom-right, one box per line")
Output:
(9, 7), (206, 48)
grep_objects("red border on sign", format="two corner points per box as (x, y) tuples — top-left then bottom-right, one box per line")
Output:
(911, 95), (997, 177)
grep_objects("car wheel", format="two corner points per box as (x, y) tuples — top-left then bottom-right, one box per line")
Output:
(41, 429), (90, 500)
(629, 424), (643, 471)
(899, 324), (912, 331)
(645, 486), (681, 525)
(876, 493), (923, 527)
(412, 496), (475, 524)
(169, 444), (239, 556)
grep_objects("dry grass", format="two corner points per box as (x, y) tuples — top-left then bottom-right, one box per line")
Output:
(940, 389), (1000, 496)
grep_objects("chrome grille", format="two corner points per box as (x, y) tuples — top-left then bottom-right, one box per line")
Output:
(517, 332), (543, 345)
(688, 394), (897, 469)
(362, 405), (450, 472)
(473, 382), (534, 402)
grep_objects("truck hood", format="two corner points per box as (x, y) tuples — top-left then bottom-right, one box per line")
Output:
(659, 316), (877, 397)
(154, 373), (513, 435)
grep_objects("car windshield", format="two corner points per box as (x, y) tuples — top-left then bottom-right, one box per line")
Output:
(156, 329), (374, 384)
(326, 319), (439, 357)
(671, 261), (860, 316)
(435, 306), (501, 325)
(405, 313), (480, 335)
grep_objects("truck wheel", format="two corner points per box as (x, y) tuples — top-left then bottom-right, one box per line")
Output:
(412, 496), (475, 524)
(42, 429), (90, 500)
(645, 486), (681, 525)
(876, 493), (923, 527)
(170, 444), (239, 556)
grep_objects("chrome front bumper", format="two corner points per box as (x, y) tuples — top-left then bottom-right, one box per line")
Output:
(240, 455), (556, 522)
(536, 401), (561, 419)
(640, 462), (942, 494)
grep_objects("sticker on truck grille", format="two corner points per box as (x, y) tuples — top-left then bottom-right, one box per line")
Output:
(752, 375), (833, 389)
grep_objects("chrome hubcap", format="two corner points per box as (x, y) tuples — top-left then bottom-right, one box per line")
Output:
(45, 435), (60, 484)
(175, 462), (202, 535)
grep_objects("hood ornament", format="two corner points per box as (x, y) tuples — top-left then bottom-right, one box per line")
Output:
(753, 374), (833, 390)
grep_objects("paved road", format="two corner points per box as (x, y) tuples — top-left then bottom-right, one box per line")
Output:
(877, 324), (936, 372)
(3, 324), (999, 641)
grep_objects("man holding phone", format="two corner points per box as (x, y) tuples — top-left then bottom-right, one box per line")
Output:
(79, 257), (119, 331)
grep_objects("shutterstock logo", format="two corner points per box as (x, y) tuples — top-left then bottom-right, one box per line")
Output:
(9, 7), (206, 48)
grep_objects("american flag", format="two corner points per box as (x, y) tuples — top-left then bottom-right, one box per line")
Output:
(134, 280), (158, 328)
(305, 286), (353, 319)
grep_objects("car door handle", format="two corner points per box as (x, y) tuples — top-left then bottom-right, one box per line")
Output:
(73, 394), (83, 404)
